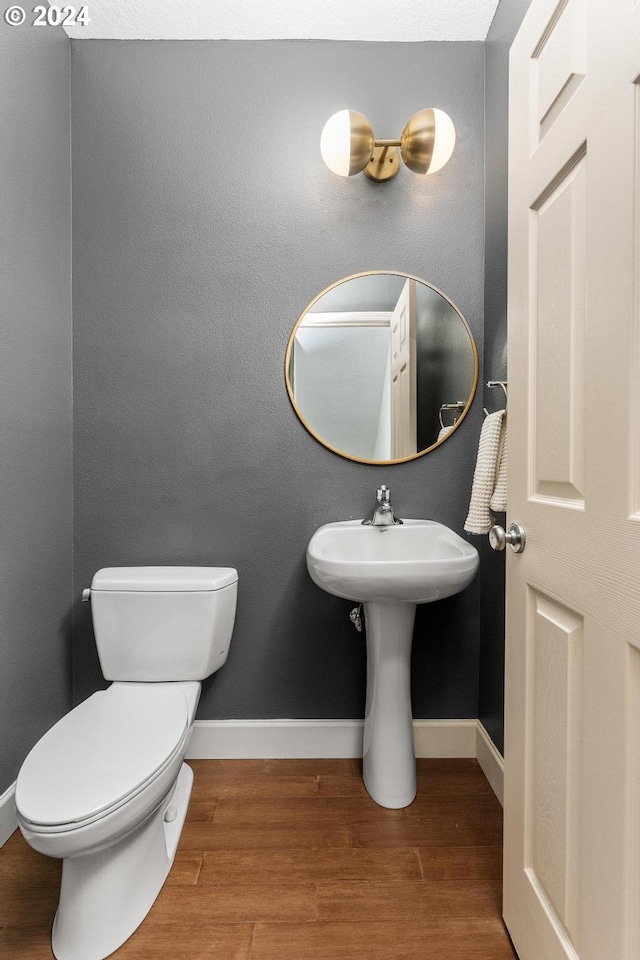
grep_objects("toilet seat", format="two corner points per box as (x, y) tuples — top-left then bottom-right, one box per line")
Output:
(16, 684), (190, 830)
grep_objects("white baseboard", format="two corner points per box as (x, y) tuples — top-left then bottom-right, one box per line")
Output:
(0, 783), (18, 847)
(187, 719), (365, 759)
(475, 722), (504, 807)
(413, 720), (477, 758)
(186, 718), (478, 761)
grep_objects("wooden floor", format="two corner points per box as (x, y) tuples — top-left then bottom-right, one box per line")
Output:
(0, 758), (517, 959)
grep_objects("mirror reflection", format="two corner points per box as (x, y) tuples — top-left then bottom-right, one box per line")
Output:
(285, 272), (478, 464)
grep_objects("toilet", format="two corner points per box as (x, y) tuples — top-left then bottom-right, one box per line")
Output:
(15, 566), (238, 960)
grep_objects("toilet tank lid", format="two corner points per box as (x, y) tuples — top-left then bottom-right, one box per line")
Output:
(91, 566), (238, 592)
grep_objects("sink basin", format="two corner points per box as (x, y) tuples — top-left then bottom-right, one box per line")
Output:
(307, 519), (479, 604)
(306, 517), (479, 810)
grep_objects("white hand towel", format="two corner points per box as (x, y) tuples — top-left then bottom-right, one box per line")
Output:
(490, 415), (508, 512)
(464, 410), (505, 534)
(436, 424), (454, 443)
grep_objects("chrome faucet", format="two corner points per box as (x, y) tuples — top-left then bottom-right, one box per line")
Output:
(362, 485), (403, 527)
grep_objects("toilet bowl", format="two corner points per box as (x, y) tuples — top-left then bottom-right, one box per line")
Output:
(15, 566), (238, 960)
(17, 682), (198, 859)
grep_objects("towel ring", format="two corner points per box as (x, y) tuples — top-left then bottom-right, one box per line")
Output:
(485, 381), (507, 416)
(439, 401), (467, 430)
(486, 380), (508, 402)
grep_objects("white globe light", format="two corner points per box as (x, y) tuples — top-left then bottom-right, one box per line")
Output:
(320, 110), (352, 177)
(320, 110), (374, 177)
(428, 109), (456, 174)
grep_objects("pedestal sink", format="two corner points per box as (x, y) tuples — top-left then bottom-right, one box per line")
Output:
(306, 519), (479, 809)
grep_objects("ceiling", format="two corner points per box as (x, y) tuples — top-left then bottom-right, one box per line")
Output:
(62, 0), (501, 41)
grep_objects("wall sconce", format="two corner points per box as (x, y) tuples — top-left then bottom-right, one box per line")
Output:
(320, 108), (456, 182)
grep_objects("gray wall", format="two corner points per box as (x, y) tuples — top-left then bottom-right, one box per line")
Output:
(0, 27), (72, 793)
(480, 0), (531, 754)
(71, 40), (486, 723)
(415, 287), (476, 450)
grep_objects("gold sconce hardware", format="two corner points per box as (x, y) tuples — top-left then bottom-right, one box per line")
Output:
(320, 108), (456, 183)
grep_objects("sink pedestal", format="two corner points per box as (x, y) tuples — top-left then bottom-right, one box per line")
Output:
(362, 601), (417, 809)
(306, 517), (480, 810)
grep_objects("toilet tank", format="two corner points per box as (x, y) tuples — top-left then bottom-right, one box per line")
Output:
(90, 567), (238, 682)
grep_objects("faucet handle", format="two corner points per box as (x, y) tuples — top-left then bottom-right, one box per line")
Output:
(377, 484), (391, 503)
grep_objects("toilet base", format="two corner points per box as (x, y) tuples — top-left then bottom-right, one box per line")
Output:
(51, 762), (193, 960)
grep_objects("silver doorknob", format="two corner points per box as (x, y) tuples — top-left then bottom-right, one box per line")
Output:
(489, 522), (526, 553)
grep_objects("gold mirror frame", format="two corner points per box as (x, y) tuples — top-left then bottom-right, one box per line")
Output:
(284, 271), (479, 465)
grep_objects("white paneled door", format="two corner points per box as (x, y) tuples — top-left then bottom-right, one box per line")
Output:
(390, 278), (417, 460)
(504, 2), (640, 959)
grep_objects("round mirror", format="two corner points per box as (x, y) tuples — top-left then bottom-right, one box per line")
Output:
(285, 272), (478, 464)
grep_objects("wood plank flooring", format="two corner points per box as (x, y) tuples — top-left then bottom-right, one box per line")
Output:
(0, 758), (518, 959)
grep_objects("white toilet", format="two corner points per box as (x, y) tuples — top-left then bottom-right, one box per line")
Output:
(15, 566), (238, 960)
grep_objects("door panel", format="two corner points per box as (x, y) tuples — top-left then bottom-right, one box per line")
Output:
(527, 591), (583, 943)
(533, 0), (587, 143)
(531, 150), (586, 503)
